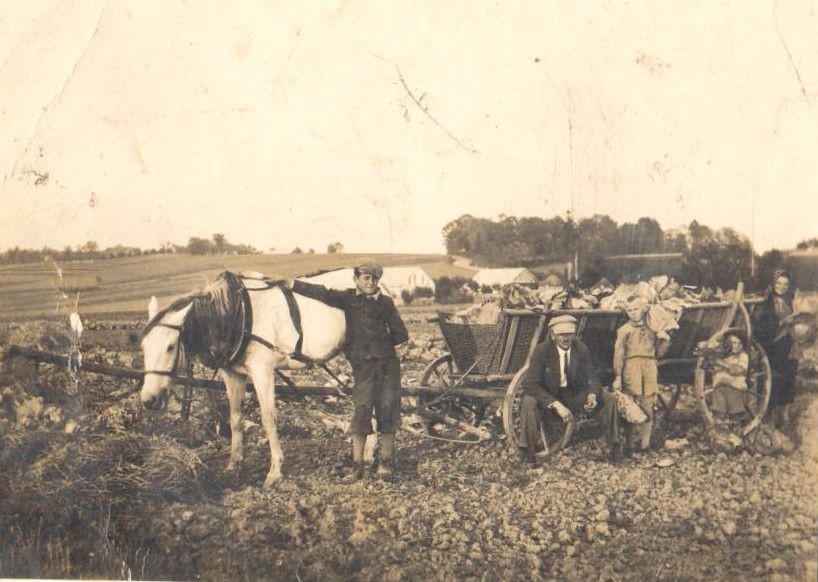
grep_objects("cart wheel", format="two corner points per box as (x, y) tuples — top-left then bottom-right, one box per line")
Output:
(419, 354), (487, 429)
(654, 383), (682, 424)
(501, 365), (572, 456)
(696, 328), (772, 438)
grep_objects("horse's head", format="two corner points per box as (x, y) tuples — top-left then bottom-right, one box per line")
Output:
(140, 296), (193, 411)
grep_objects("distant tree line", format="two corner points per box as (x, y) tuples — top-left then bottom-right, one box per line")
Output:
(0, 233), (261, 265)
(185, 234), (259, 256)
(443, 213), (809, 291)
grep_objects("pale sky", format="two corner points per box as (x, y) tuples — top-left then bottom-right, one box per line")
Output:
(1, 0), (816, 254)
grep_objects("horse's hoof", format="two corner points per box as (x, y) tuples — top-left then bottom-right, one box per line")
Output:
(263, 473), (282, 489)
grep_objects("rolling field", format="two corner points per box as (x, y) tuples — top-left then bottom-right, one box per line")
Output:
(0, 253), (476, 320)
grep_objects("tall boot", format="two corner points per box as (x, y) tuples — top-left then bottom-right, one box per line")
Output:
(342, 434), (367, 484)
(376, 433), (395, 479)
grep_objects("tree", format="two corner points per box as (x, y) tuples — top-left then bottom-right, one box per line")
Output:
(327, 242), (344, 253)
(81, 240), (99, 255)
(434, 276), (474, 304)
(291, 247), (303, 254)
(187, 237), (212, 255)
(754, 249), (785, 290)
(616, 217), (664, 255)
(212, 233), (227, 253)
(796, 237), (818, 250)
(679, 222), (753, 289)
(442, 214), (478, 255)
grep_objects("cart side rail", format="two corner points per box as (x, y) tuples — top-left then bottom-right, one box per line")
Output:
(437, 288), (765, 384)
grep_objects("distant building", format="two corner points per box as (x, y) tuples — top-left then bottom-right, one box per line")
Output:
(472, 268), (538, 288)
(301, 266), (436, 305)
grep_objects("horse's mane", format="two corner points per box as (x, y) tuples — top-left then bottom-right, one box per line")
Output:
(141, 294), (200, 339)
(141, 273), (247, 368)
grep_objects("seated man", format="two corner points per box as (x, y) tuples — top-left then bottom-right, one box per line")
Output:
(518, 315), (621, 463)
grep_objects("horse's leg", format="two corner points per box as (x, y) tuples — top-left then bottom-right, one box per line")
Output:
(250, 364), (284, 488)
(222, 368), (246, 474)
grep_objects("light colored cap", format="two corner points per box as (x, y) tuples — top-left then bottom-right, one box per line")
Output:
(549, 314), (578, 335)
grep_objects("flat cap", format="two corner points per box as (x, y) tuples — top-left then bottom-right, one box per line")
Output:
(548, 314), (578, 335)
(355, 262), (383, 278)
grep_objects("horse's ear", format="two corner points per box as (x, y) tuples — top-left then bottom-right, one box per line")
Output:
(148, 296), (159, 320)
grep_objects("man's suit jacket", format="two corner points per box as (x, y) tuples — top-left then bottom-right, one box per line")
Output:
(522, 338), (601, 410)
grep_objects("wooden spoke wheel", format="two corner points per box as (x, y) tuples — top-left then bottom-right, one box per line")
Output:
(695, 327), (772, 438)
(501, 365), (573, 457)
(654, 383), (683, 424)
(418, 354), (489, 433)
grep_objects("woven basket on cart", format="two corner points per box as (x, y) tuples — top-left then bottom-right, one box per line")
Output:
(437, 312), (506, 375)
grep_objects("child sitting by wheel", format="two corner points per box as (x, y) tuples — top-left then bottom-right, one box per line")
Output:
(709, 332), (750, 417)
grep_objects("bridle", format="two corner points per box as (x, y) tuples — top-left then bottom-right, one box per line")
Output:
(143, 322), (189, 379)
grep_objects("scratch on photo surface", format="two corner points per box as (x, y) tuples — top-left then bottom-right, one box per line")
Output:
(773, 0), (810, 102)
(102, 117), (150, 174)
(3, 1), (110, 189)
(372, 54), (479, 155)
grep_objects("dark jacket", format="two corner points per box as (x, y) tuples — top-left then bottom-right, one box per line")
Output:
(522, 338), (601, 410)
(292, 280), (408, 360)
(753, 293), (795, 368)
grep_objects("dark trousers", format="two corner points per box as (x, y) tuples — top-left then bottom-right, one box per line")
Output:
(770, 359), (798, 407)
(519, 390), (619, 452)
(767, 337), (797, 407)
(348, 357), (402, 435)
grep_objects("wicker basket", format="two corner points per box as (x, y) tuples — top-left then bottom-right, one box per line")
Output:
(438, 312), (505, 375)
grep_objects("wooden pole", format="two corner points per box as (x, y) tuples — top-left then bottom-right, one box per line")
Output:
(4, 346), (505, 401)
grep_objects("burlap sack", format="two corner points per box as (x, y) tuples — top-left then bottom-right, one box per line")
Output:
(612, 390), (648, 424)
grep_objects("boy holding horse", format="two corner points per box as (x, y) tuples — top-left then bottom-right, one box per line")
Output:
(286, 262), (409, 482)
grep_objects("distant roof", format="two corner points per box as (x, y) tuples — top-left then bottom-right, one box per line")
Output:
(788, 247), (818, 257)
(604, 253), (684, 261)
(301, 266), (435, 292)
(472, 268), (538, 286)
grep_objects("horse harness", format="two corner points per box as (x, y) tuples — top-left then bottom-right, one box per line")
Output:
(243, 276), (307, 365)
(143, 272), (307, 379)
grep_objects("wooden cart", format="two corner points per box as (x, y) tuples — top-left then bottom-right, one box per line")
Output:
(422, 288), (771, 455)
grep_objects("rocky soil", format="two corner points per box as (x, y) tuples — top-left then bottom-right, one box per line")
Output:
(0, 314), (816, 581)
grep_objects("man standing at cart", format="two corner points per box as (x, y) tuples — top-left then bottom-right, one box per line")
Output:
(518, 315), (622, 464)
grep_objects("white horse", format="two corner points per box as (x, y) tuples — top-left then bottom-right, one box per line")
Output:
(139, 273), (345, 488)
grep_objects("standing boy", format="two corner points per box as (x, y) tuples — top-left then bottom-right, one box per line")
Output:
(289, 263), (408, 482)
(612, 295), (670, 452)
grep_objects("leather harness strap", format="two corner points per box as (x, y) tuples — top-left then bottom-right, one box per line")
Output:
(232, 278), (254, 365)
(144, 274), (309, 379)
(244, 279), (307, 364)
(279, 285), (306, 363)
